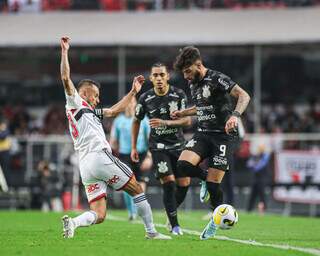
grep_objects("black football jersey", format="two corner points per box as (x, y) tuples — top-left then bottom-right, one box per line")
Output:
(135, 86), (187, 150)
(190, 69), (236, 133)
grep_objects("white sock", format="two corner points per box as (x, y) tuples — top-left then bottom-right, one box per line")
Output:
(133, 193), (157, 234)
(72, 210), (97, 228)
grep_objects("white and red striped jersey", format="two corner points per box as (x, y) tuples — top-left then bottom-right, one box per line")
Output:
(65, 90), (112, 161)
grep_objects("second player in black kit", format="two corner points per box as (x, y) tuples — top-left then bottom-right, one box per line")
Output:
(131, 63), (206, 235)
(172, 46), (251, 240)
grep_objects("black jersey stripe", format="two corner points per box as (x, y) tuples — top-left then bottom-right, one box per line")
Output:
(103, 149), (132, 177)
(74, 108), (95, 121)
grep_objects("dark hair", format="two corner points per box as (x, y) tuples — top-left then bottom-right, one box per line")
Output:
(151, 62), (168, 72)
(77, 79), (101, 90)
(173, 46), (201, 71)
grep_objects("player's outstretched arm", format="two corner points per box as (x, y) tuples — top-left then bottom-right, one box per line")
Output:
(131, 118), (141, 163)
(225, 84), (251, 134)
(171, 105), (196, 119)
(102, 75), (145, 117)
(60, 36), (76, 96)
(149, 116), (191, 128)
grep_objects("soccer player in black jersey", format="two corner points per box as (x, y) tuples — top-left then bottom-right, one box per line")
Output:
(131, 63), (207, 235)
(172, 46), (250, 240)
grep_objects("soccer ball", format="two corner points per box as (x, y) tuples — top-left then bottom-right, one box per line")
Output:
(212, 204), (238, 230)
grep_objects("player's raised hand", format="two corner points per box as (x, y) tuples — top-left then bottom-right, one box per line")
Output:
(149, 118), (166, 128)
(170, 110), (183, 120)
(225, 116), (238, 134)
(60, 36), (70, 51)
(130, 148), (140, 163)
(131, 75), (145, 94)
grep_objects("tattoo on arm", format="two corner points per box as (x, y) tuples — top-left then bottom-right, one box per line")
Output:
(230, 85), (251, 115)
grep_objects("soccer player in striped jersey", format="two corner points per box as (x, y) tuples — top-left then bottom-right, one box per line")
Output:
(60, 36), (170, 240)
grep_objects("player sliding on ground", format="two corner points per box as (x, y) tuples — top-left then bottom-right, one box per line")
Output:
(60, 36), (171, 240)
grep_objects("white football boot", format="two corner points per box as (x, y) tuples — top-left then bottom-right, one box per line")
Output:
(145, 232), (172, 240)
(62, 215), (75, 238)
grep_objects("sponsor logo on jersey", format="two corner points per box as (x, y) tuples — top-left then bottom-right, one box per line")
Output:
(160, 107), (167, 114)
(169, 92), (179, 98)
(197, 94), (201, 100)
(154, 127), (178, 135)
(186, 139), (197, 148)
(149, 109), (157, 114)
(202, 85), (211, 98)
(158, 161), (168, 173)
(213, 156), (228, 166)
(145, 95), (156, 102)
(87, 184), (100, 193)
(168, 101), (178, 114)
(218, 77), (230, 90)
(108, 175), (120, 185)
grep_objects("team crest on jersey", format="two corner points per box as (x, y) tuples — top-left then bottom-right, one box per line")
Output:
(158, 161), (168, 173)
(160, 107), (167, 114)
(186, 139), (197, 148)
(168, 101), (178, 114)
(136, 104), (142, 116)
(202, 85), (211, 98)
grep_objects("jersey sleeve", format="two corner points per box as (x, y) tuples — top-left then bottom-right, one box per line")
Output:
(216, 72), (237, 93)
(65, 90), (83, 109)
(135, 95), (146, 121)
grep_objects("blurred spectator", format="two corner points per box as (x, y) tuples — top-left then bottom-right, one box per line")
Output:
(42, 0), (71, 11)
(36, 160), (63, 211)
(0, 115), (11, 188)
(8, 0), (41, 12)
(246, 141), (271, 214)
(9, 105), (31, 135)
(41, 105), (67, 135)
(100, 0), (125, 11)
(0, 0), (8, 12)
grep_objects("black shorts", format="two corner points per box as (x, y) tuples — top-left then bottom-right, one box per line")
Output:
(119, 152), (148, 182)
(151, 149), (184, 179)
(184, 132), (235, 171)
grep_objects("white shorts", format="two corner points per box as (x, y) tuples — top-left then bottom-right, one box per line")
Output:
(79, 149), (133, 203)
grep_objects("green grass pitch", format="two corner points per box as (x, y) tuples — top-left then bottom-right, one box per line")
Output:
(0, 210), (319, 256)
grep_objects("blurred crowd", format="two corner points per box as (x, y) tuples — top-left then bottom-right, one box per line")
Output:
(0, 0), (320, 13)
(0, 100), (320, 138)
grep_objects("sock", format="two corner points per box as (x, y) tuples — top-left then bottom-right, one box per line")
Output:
(175, 185), (189, 208)
(206, 182), (224, 210)
(177, 160), (207, 181)
(133, 193), (156, 233)
(72, 210), (97, 228)
(162, 181), (179, 228)
(123, 192), (137, 218)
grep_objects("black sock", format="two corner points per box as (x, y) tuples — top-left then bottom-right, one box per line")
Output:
(162, 181), (179, 228)
(206, 181), (223, 210)
(175, 185), (189, 208)
(177, 160), (207, 181)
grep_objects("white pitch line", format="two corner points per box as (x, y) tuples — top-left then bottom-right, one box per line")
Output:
(107, 215), (320, 256)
